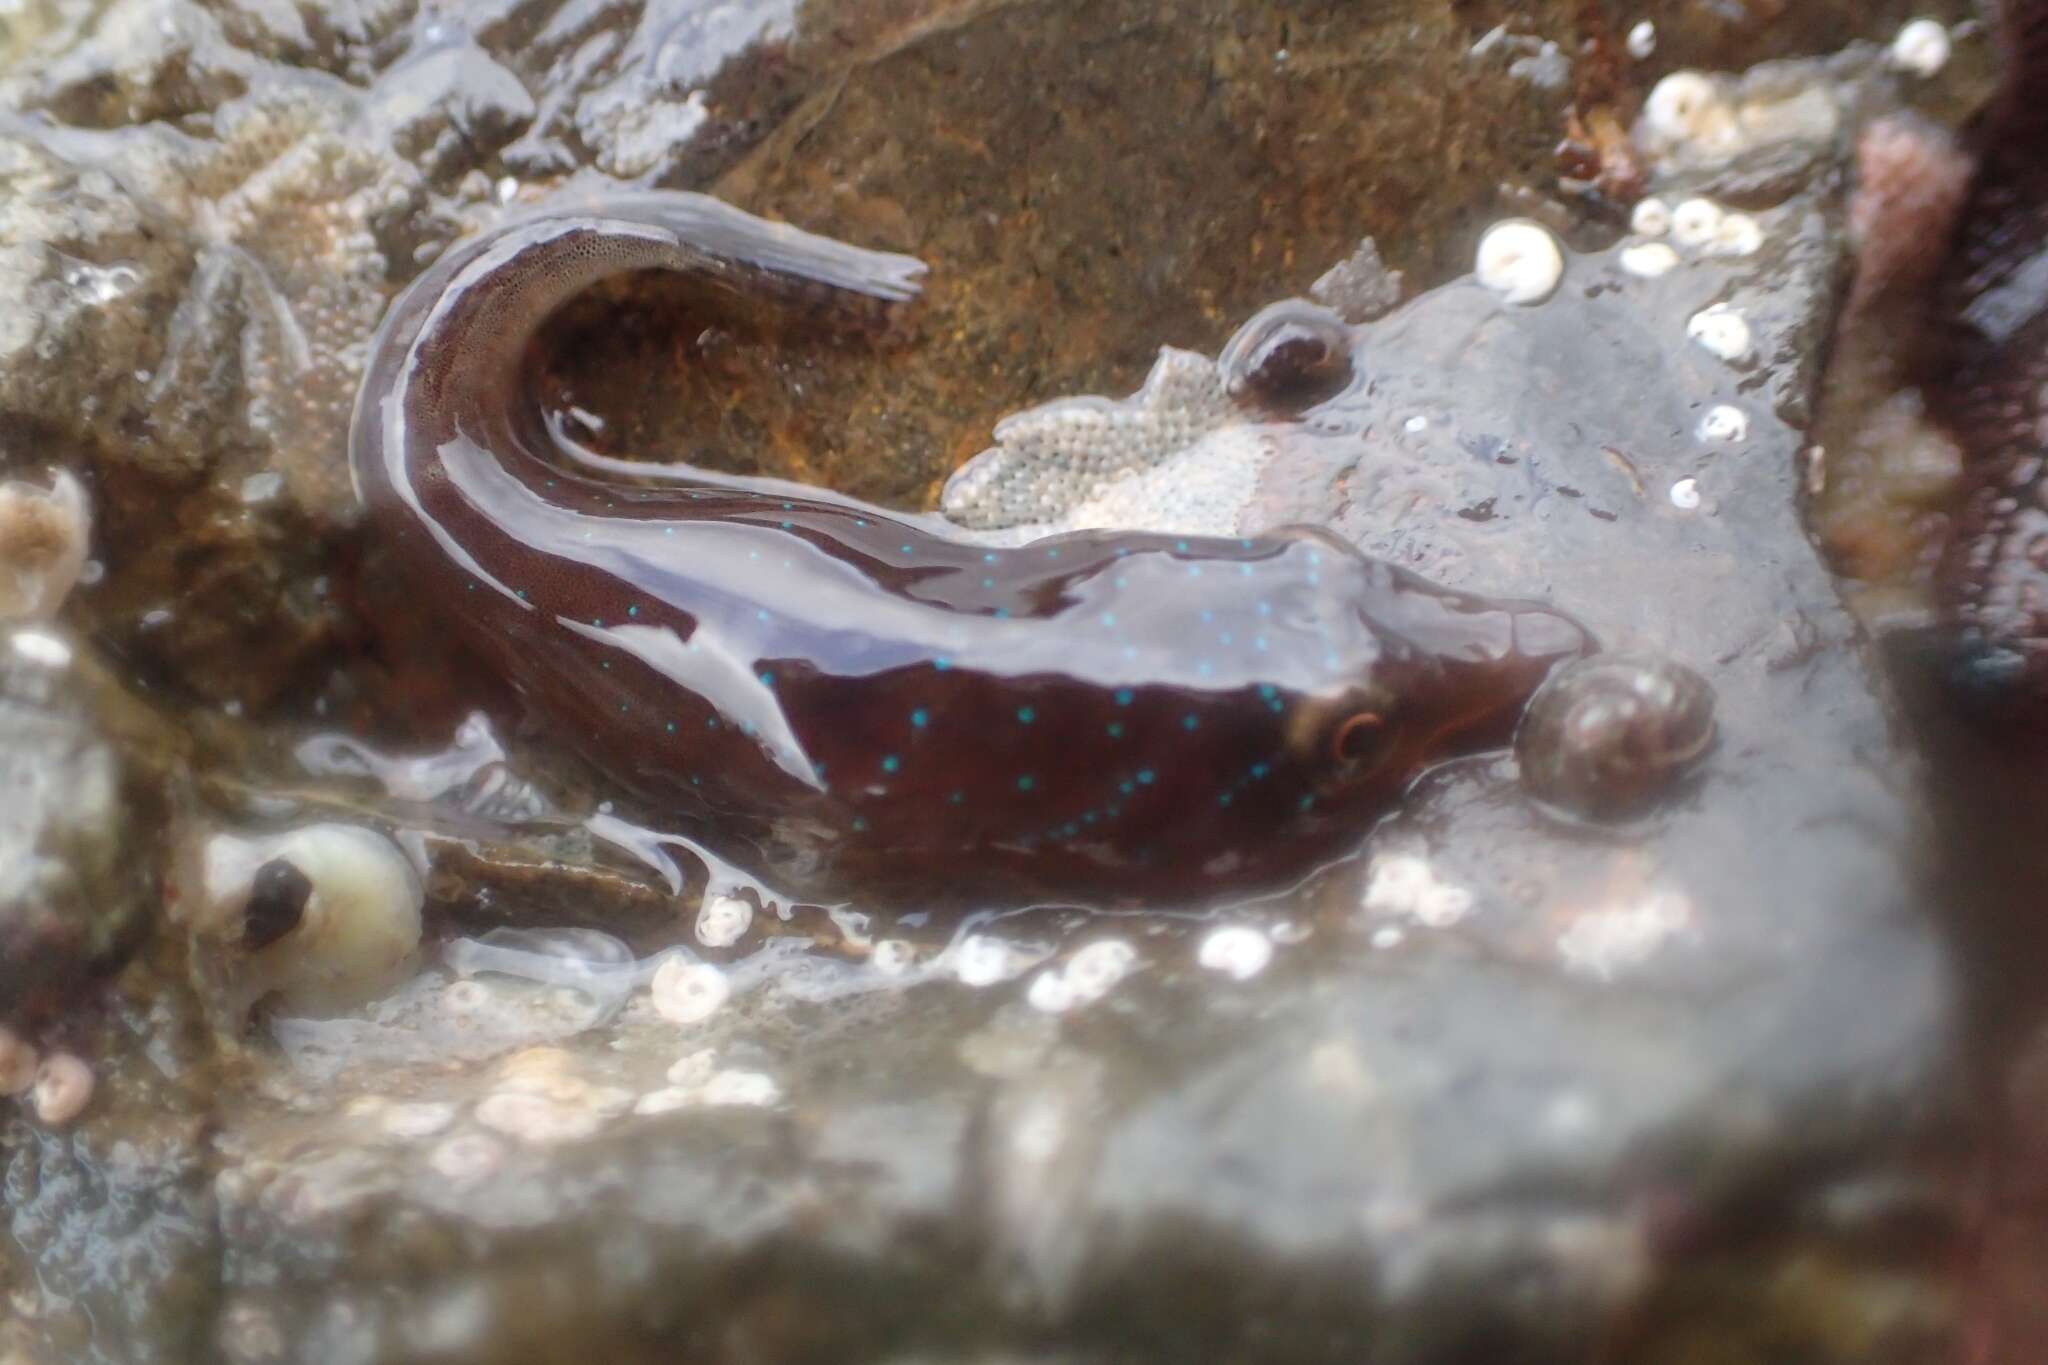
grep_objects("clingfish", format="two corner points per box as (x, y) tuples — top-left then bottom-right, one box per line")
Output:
(1933, 0), (2048, 703)
(350, 190), (1590, 910)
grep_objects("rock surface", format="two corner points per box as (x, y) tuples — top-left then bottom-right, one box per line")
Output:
(0, 628), (159, 1025)
(0, 0), (1998, 1362)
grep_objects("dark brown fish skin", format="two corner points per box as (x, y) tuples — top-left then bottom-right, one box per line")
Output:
(1933, 0), (2048, 702)
(349, 191), (1591, 911)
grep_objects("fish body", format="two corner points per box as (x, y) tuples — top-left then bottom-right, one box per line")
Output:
(351, 192), (1588, 909)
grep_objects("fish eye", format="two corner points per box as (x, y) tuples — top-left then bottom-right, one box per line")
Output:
(244, 857), (313, 950)
(1218, 300), (1355, 412)
(1332, 710), (1392, 770)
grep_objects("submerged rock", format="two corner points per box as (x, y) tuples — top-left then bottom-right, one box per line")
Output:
(0, 0), (1995, 1362)
(0, 627), (155, 1025)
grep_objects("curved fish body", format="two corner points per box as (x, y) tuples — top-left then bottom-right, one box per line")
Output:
(1933, 0), (2048, 702)
(350, 191), (1589, 909)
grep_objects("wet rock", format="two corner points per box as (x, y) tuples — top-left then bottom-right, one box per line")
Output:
(0, 83), (428, 705)
(0, 628), (156, 1025)
(0, 0), (1997, 1361)
(3, 1110), (219, 1364)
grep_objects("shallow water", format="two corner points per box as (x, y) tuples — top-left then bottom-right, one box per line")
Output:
(4, 0), (2037, 1361)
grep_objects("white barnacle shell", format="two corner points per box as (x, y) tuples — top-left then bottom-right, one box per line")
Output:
(1026, 969), (1076, 1014)
(0, 470), (91, 622)
(1697, 406), (1749, 443)
(1619, 243), (1680, 279)
(701, 1069), (781, 1107)
(1628, 197), (1672, 237)
(650, 957), (730, 1025)
(1639, 72), (1739, 157)
(31, 1052), (93, 1126)
(1686, 304), (1753, 362)
(1063, 939), (1137, 1002)
(695, 894), (753, 948)
(1475, 220), (1564, 305)
(1703, 213), (1763, 258)
(1197, 924), (1274, 980)
(1888, 19), (1951, 77)
(1669, 198), (1725, 249)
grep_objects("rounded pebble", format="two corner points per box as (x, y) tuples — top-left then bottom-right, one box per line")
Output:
(695, 894), (752, 948)
(1686, 304), (1753, 362)
(650, 957), (730, 1025)
(1669, 478), (1702, 510)
(1516, 654), (1717, 822)
(1628, 197), (1671, 237)
(31, 1052), (93, 1126)
(1475, 220), (1564, 305)
(0, 1027), (38, 1096)
(1889, 19), (1951, 77)
(1670, 198), (1724, 248)
(1197, 925), (1275, 980)
(1697, 406), (1748, 443)
(1619, 243), (1680, 279)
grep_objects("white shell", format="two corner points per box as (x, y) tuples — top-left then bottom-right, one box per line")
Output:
(1064, 939), (1137, 1001)
(31, 1052), (93, 1126)
(1704, 213), (1763, 258)
(1474, 220), (1564, 305)
(650, 958), (730, 1025)
(1697, 406), (1749, 443)
(1687, 304), (1754, 362)
(1026, 969), (1077, 1014)
(1628, 197), (1671, 237)
(1670, 198), (1725, 249)
(1669, 478), (1702, 510)
(701, 1069), (781, 1108)
(1625, 20), (1656, 59)
(1197, 925), (1275, 980)
(1888, 19), (1951, 77)
(1619, 243), (1680, 279)
(694, 894), (753, 948)
(1641, 72), (1724, 144)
